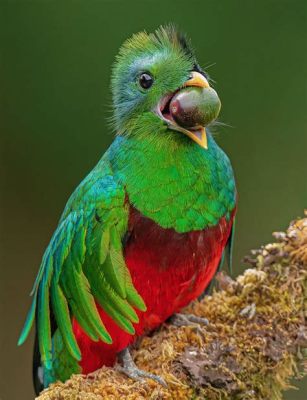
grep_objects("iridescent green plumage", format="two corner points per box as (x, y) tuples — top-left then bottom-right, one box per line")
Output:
(19, 26), (236, 388)
(18, 161), (146, 371)
(110, 133), (235, 233)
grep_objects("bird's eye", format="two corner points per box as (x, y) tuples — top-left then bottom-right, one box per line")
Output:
(139, 73), (153, 89)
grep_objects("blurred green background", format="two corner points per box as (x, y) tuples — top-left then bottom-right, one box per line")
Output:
(0, 1), (306, 399)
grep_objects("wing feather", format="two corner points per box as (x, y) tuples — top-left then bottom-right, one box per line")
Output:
(85, 263), (139, 323)
(18, 174), (147, 368)
(61, 265), (112, 344)
(50, 281), (81, 360)
(37, 257), (53, 369)
(18, 292), (37, 346)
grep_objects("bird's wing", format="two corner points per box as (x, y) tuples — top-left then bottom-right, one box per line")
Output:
(225, 217), (235, 275)
(18, 171), (146, 369)
(215, 217), (235, 275)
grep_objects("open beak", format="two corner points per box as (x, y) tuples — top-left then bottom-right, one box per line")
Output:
(181, 72), (210, 148)
(155, 72), (215, 149)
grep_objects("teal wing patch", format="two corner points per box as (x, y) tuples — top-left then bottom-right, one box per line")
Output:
(18, 175), (146, 369)
(225, 217), (235, 275)
(217, 217), (235, 275)
(215, 217), (235, 276)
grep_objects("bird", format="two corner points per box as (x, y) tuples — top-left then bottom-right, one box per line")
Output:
(18, 25), (237, 394)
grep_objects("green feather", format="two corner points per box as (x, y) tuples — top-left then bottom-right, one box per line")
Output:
(18, 293), (37, 346)
(226, 218), (235, 275)
(124, 266), (147, 312)
(126, 285), (147, 312)
(67, 299), (99, 342)
(37, 272), (52, 369)
(50, 281), (81, 360)
(44, 329), (81, 386)
(71, 215), (87, 265)
(30, 251), (48, 296)
(91, 285), (135, 334)
(98, 229), (110, 264)
(102, 226), (126, 298)
(62, 267), (112, 344)
(84, 262), (139, 323)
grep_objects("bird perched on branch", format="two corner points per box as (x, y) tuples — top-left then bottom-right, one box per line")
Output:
(18, 26), (236, 394)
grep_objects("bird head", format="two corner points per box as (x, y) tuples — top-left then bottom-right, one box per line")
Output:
(111, 26), (221, 149)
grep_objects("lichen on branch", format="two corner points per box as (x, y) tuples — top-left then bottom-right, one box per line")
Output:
(37, 214), (307, 400)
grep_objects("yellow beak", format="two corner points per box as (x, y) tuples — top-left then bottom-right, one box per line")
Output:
(180, 126), (208, 149)
(181, 71), (210, 149)
(184, 71), (210, 89)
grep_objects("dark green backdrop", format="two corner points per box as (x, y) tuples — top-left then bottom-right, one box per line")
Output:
(1, 1), (306, 399)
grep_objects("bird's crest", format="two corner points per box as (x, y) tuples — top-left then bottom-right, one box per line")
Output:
(116, 25), (206, 79)
(118, 25), (195, 60)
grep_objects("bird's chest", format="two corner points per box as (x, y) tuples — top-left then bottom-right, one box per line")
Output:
(112, 135), (236, 234)
(124, 206), (232, 332)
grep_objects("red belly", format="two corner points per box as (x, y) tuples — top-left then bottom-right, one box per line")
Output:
(73, 207), (234, 373)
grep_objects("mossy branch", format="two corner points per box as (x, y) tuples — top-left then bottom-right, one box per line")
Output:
(37, 214), (307, 400)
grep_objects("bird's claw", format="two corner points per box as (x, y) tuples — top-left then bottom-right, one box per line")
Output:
(170, 313), (209, 335)
(117, 347), (167, 387)
(117, 365), (167, 386)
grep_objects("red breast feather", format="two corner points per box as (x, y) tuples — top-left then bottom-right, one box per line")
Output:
(74, 205), (235, 373)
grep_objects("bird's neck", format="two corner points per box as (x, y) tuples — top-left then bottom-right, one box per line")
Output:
(107, 132), (236, 233)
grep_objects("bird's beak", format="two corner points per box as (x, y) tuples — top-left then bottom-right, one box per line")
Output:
(180, 72), (210, 149)
(183, 71), (210, 89)
(156, 71), (220, 150)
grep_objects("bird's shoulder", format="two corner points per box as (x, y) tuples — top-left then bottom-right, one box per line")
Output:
(59, 153), (126, 224)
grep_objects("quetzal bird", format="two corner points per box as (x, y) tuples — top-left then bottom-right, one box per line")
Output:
(18, 26), (236, 394)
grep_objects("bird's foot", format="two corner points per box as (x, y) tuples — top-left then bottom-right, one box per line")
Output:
(170, 313), (209, 335)
(171, 313), (209, 327)
(117, 347), (167, 387)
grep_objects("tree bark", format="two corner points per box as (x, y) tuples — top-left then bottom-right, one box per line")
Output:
(37, 214), (307, 400)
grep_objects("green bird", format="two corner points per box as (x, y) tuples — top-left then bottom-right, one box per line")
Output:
(19, 26), (236, 394)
